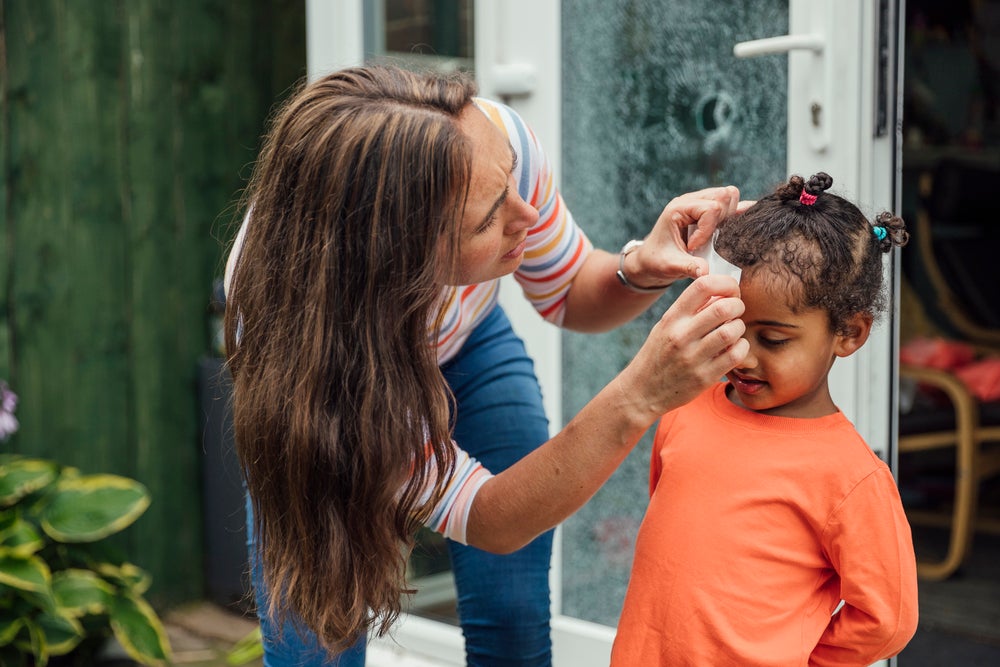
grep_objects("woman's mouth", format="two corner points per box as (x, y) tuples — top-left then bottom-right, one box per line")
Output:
(729, 373), (767, 395)
(503, 239), (527, 260)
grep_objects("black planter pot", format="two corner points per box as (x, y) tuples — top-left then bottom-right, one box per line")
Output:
(198, 355), (253, 612)
(47, 659), (137, 667)
(39, 637), (139, 667)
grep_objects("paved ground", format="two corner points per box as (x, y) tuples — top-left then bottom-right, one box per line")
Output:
(163, 603), (262, 667)
(897, 528), (1000, 666)
(164, 530), (1000, 667)
(162, 602), (446, 667)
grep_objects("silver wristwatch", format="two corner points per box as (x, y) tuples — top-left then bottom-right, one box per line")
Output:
(616, 239), (670, 293)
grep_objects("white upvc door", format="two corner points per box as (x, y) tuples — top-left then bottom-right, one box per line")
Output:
(773, 1), (903, 472)
(306, 2), (904, 666)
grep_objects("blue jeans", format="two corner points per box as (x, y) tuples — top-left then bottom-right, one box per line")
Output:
(249, 305), (553, 666)
(246, 497), (368, 666)
(442, 305), (553, 666)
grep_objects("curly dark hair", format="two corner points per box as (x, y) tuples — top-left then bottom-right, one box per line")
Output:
(715, 173), (909, 335)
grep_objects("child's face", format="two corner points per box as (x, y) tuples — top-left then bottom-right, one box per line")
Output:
(726, 271), (870, 419)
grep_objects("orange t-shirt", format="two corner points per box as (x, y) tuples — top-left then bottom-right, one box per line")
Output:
(611, 382), (918, 666)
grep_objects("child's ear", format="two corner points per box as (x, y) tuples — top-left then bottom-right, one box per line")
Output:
(833, 313), (874, 358)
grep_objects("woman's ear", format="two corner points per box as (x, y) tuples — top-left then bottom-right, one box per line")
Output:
(833, 313), (874, 358)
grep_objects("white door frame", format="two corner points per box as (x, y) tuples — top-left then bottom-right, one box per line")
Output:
(781, 0), (901, 464)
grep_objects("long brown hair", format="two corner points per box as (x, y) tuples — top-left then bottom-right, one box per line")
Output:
(224, 65), (476, 653)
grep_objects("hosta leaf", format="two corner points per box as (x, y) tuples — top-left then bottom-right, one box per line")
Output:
(17, 618), (47, 666)
(18, 587), (58, 615)
(36, 610), (83, 656)
(95, 562), (151, 594)
(40, 475), (150, 542)
(226, 626), (263, 666)
(109, 594), (170, 665)
(0, 460), (58, 507)
(52, 569), (114, 617)
(0, 555), (51, 593)
(0, 617), (22, 646)
(0, 518), (44, 557)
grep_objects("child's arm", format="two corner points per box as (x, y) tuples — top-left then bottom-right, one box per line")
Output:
(809, 467), (919, 666)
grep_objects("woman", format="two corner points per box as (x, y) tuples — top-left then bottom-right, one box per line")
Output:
(224, 64), (748, 667)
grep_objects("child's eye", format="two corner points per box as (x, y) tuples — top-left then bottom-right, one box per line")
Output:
(759, 336), (789, 348)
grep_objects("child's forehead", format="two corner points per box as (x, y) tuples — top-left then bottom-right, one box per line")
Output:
(740, 266), (808, 312)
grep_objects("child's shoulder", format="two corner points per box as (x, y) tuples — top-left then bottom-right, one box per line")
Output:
(812, 421), (893, 488)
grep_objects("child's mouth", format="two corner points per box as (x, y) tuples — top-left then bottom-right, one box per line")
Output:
(729, 374), (767, 395)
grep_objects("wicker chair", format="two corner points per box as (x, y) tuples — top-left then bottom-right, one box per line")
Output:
(898, 156), (1000, 580)
(899, 365), (1000, 580)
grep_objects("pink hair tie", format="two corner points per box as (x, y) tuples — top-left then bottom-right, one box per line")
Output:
(799, 191), (818, 206)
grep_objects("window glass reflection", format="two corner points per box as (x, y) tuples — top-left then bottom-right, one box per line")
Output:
(365, 0), (474, 74)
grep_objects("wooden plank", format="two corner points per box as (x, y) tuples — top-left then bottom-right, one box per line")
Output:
(0, 9), (8, 385)
(2, 0), (305, 608)
(121, 0), (305, 607)
(4, 0), (131, 474)
(120, 0), (201, 606)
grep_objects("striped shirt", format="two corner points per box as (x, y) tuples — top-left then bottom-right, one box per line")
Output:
(422, 99), (592, 542)
(430, 98), (593, 364)
(421, 445), (494, 544)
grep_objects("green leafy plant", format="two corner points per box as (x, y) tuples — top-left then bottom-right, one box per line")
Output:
(226, 626), (262, 666)
(0, 451), (172, 666)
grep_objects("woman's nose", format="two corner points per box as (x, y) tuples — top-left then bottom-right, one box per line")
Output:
(505, 189), (539, 233)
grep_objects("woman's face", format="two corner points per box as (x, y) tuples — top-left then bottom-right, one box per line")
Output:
(444, 104), (539, 286)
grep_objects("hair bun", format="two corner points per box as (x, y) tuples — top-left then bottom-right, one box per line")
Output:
(873, 211), (909, 253)
(804, 172), (833, 195)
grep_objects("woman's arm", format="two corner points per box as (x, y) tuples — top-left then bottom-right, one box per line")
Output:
(561, 186), (743, 332)
(465, 273), (747, 552)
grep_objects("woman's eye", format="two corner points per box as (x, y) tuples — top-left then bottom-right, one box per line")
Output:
(475, 214), (498, 235)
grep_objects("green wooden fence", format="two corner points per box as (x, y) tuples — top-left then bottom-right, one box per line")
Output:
(0, 0), (305, 608)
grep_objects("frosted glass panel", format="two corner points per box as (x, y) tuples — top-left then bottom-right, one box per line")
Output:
(560, 0), (789, 626)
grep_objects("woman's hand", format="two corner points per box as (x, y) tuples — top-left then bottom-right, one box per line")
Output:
(620, 185), (744, 288)
(563, 186), (749, 332)
(468, 273), (748, 553)
(616, 274), (749, 421)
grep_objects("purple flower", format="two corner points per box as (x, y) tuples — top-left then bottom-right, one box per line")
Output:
(0, 381), (19, 441)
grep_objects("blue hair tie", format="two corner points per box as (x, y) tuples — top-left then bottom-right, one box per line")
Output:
(872, 225), (887, 241)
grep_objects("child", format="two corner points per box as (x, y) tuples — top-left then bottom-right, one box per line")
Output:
(611, 173), (919, 666)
